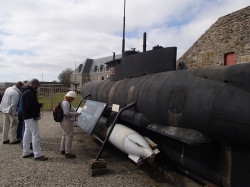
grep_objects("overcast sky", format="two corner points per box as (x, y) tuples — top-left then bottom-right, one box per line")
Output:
(0, 0), (249, 82)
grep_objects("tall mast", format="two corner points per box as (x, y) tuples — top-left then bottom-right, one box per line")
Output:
(122, 0), (126, 52)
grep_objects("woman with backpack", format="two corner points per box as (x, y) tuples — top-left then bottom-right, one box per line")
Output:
(60, 91), (80, 158)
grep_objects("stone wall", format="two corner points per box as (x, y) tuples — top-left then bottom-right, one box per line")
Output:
(177, 6), (250, 68)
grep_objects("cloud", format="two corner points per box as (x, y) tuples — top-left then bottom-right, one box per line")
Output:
(0, 0), (249, 82)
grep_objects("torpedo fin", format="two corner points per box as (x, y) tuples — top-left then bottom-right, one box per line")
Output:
(144, 136), (160, 154)
(153, 149), (160, 154)
(128, 155), (143, 166)
(144, 137), (158, 149)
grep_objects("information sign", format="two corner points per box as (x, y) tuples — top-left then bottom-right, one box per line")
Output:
(77, 100), (107, 135)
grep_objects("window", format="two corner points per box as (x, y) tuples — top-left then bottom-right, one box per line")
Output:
(78, 64), (82, 73)
(100, 65), (104, 72)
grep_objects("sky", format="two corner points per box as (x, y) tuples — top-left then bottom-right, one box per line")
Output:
(0, 0), (249, 82)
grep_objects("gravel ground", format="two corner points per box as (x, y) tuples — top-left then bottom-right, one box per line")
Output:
(0, 111), (202, 187)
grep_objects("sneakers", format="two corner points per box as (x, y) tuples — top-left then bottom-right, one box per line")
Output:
(23, 154), (48, 161)
(34, 155), (48, 161)
(62, 151), (76, 158)
(65, 153), (76, 159)
(23, 153), (34, 158)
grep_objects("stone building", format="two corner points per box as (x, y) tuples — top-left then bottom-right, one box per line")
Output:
(70, 54), (122, 92)
(177, 6), (250, 68)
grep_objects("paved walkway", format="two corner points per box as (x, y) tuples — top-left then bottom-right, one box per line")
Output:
(0, 111), (203, 187)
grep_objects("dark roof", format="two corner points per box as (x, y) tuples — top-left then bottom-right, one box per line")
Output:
(82, 59), (93, 73)
(89, 54), (122, 71)
(73, 54), (122, 75)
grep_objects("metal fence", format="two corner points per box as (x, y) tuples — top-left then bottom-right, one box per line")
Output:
(0, 84), (82, 111)
(37, 85), (70, 111)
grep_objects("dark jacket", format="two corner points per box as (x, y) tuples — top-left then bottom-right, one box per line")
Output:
(22, 86), (42, 120)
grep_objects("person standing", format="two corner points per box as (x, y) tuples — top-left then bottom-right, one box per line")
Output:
(17, 82), (28, 142)
(60, 91), (80, 158)
(22, 79), (48, 161)
(0, 93), (2, 104)
(0, 81), (23, 144)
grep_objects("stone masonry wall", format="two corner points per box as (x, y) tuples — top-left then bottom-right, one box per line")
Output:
(177, 6), (250, 68)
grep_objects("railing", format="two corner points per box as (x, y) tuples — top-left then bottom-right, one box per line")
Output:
(37, 86), (84, 111)
(1, 85), (83, 111)
(37, 85), (70, 111)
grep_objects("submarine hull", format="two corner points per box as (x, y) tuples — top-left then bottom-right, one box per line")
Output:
(82, 62), (250, 186)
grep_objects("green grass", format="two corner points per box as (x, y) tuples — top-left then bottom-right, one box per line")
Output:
(38, 92), (85, 111)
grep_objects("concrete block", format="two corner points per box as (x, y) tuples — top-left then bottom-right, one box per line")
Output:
(89, 159), (109, 176)
(89, 159), (107, 169)
(89, 168), (109, 176)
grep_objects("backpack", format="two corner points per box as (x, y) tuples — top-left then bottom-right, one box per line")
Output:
(53, 101), (71, 122)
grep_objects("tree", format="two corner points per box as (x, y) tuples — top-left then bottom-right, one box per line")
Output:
(58, 68), (73, 87)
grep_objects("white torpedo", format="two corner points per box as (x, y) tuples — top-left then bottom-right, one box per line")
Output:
(107, 124), (160, 166)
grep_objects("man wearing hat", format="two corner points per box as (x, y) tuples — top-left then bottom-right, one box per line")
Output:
(21, 78), (48, 161)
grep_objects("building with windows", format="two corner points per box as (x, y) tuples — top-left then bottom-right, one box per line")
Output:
(70, 54), (122, 92)
(177, 6), (250, 68)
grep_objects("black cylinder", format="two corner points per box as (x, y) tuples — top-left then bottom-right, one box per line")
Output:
(143, 32), (147, 52)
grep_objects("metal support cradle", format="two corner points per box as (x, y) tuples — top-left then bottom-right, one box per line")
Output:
(76, 93), (91, 111)
(95, 102), (135, 160)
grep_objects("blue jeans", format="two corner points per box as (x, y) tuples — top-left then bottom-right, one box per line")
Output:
(17, 112), (24, 140)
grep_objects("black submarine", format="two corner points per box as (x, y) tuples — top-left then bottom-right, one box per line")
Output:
(81, 31), (250, 186)
(80, 2), (250, 185)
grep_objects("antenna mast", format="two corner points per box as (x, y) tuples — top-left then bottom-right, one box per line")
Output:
(75, 55), (76, 82)
(122, 0), (126, 52)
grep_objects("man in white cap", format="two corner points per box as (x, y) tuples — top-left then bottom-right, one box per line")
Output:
(22, 78), (48, 161)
